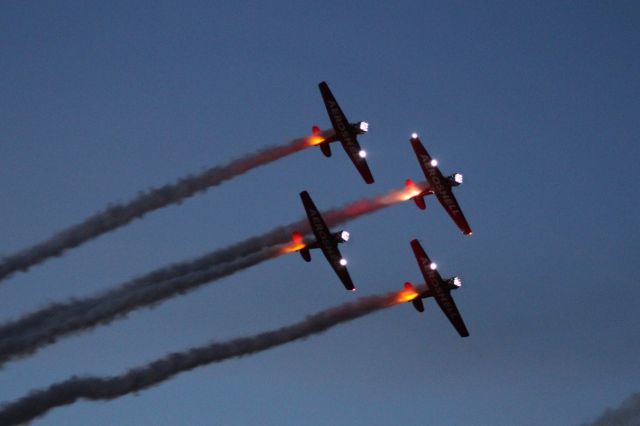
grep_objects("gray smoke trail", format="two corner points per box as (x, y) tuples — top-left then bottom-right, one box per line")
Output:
(0, 223), (301, 344)
(0, 246), (283, 366)
(0, 136), (316, 282)
(0, 185), (418, 365)
(0, 287), (417, 425)
(582, 392), (640, 426)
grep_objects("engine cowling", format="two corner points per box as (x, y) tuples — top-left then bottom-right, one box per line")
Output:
(448, 173), (463, 187)
(447, 276), (462, 289)
(352, 121), (369, 135)
(334, 230), (350, 243)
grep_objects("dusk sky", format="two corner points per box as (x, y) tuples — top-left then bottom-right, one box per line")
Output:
(1, 1), (639, 425)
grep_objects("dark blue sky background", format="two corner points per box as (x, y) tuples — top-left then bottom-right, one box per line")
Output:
(1, 1), (638, 425)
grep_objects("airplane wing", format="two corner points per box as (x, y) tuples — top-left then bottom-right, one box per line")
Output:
(324, 244), (356, 291)
(300, 191), (356, 291)
(318, 81), (374, 184)
(410, 136), (472, 235)
(410, 239), (469, 337)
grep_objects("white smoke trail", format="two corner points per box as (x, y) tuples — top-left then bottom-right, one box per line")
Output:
(0, 136), (316, 283)
(0, 287), (420, 425)
(0, 185), (421, 365)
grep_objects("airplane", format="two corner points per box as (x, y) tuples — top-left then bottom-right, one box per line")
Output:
(311, 81), (375, 184)
(404, 133), (473, 235)
(291, 191), (356, 291)
(403, 239), (469, 337)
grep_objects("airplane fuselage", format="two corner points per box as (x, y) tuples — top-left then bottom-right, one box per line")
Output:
(326, 99), (359, 151)
(307, 203), (342, 260)
(418, 153), (461, 216)
(416, 255), (462, 323)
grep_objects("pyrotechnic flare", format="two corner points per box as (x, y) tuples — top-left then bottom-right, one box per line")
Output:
(0, 183), (427, 366)
(0, 134), (326, 283)
(0, 286), (421, 426)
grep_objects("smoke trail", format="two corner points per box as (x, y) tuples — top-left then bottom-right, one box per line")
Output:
(0, 247), (283, 365)
(0, 287), (420, 425)
(0, 184), (424, 365)
(0, 223), (300, 343)
(0, 135), (320, 283)
(582, 392), (640, 426)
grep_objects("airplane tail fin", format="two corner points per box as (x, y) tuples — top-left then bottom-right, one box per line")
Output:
(292, 231), (303, 245)
(404, 282), (424, 312)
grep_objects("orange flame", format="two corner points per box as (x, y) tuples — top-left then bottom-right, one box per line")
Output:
(403, 180), (422, 200)
(306, 135), (326, 146)
(394, 287), (419, 304)
(377, 183), (426, 205)
(280, 241), (306, 254)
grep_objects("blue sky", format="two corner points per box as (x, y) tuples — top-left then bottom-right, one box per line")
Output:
(1, 1), (639, 424)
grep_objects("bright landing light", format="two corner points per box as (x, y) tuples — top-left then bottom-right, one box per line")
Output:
(339, 258), (348, 266)
(429, 262), (438, 270)
(358, 150), (367, 158)
(411, 132), (418, 139)
(430, 159), (438, 167)
(340, 231), (350, 242)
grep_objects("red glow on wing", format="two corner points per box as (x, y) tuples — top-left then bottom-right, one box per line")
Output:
(292, 231), (303, 245)
(312, 125), (321, 135)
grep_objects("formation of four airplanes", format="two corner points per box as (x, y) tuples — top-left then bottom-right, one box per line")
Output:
(294, 82), (472, 338)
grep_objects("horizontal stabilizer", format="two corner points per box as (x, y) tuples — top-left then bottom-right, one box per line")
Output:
(300, 247), (311, 262)
(404, 282), (425, 312)
(320, 142), (332, 157)
(412, 298), (425, 312)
